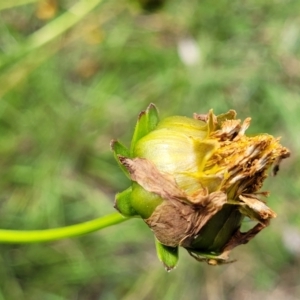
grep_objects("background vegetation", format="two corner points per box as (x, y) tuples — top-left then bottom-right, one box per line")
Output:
(0, 0), (299, 299)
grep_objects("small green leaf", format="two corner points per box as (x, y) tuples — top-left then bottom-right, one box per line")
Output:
(190, 205), (243, 252)
(155, 238), (178, 271)
(114, 187), (137, 217)
(110, 139), (130, 157)
(111, 140), (130, 178)
(130, 103), (159, 155)
(147, 103), (159, 132)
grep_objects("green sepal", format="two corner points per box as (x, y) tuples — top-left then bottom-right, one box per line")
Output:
(114, 187), (138, 217)
(190, 204), (243, 252)
(130, 103), (159, 155)
(130, 182), (163, 219)
(111, 140), (131, 179)
(188, 250), (221, 259)
(187, 250), (233, 265)
(147, 103), (159, 132)
(155, 238), (179, 271)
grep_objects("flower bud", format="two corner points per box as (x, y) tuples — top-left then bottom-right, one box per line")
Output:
(111, 104), (290, 269)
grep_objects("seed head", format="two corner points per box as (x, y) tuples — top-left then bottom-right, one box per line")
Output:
(111, 104), (290, 269)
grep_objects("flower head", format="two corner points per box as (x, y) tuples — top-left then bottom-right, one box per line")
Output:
(111, 104), (290, 269)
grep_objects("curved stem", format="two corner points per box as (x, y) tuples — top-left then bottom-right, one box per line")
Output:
(0, 213), (129, 243)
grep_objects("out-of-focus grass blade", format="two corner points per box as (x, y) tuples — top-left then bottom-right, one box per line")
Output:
(0, 1), (114, 98)
(0, 0), (104, 69)
(0, 45), (59, 99)
(0, 0), (38, 11)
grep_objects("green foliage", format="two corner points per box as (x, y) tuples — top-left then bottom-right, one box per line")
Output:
(155, 239), (179, 271)
(111, 140), (131, 178)
(0, 0), (299, 299)
(130, 103), (159, 155)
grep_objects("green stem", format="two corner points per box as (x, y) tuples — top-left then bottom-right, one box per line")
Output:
(0, 213), (129, 244)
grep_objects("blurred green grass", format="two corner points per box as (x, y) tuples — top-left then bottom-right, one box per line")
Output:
(0, 0), (299, 299)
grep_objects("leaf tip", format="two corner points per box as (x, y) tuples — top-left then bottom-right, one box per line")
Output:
(110, 139), (117, 150)
(164, 264), (177, 272)
(137, 110), (146, 121)
(147, 103), (158, 111)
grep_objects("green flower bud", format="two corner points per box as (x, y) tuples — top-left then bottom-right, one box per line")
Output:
(111, 104), (290, 269)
